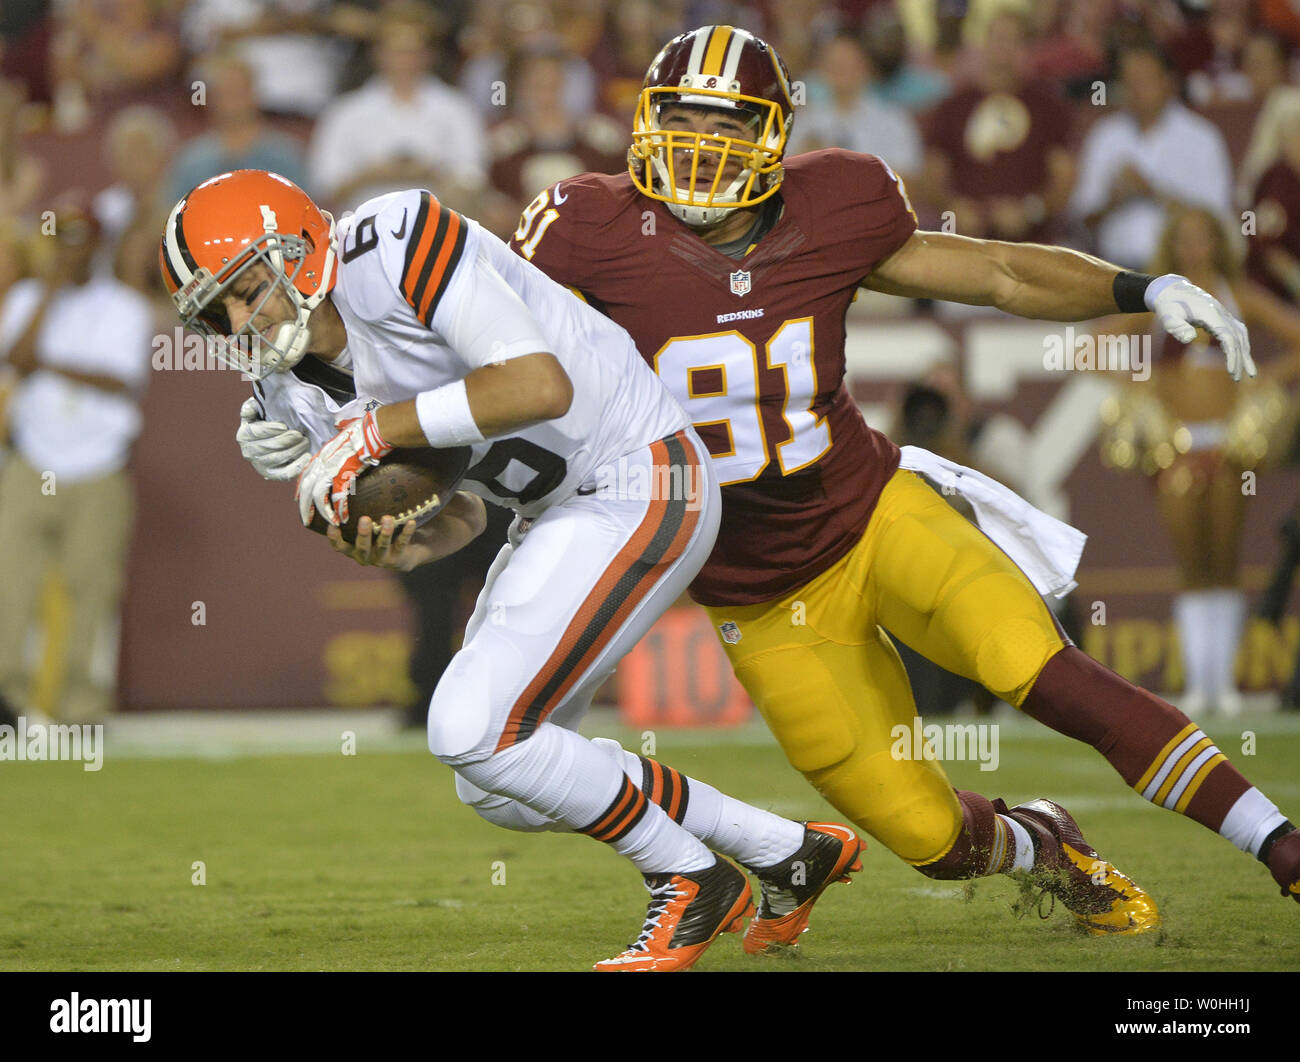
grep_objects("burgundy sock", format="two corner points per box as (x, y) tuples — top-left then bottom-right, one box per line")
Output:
(915, 791), (1008, 879)
(1022, 647), (1250, 830)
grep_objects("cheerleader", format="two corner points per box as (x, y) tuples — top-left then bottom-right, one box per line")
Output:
(1099, 205), (1300, 715)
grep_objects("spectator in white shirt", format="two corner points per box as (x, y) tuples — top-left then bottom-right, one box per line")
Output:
(0, 204), (154, 722)
(1070, 40), (1234, 269)
(93, 104), (177, 293)
(180, 0), (350, 119)
(307, 2), (487, 217)
(789, 30), (922, 184)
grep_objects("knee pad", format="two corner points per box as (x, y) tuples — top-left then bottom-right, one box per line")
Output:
(971, 604), (1060, 704)
(805, 750), (960, 864)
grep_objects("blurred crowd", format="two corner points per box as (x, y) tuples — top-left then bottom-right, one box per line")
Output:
(0, 0), (1298, 313)
(1, 0), (1299, 721)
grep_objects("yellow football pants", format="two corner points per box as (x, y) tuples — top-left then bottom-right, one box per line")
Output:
(705, 470), (1067, 865)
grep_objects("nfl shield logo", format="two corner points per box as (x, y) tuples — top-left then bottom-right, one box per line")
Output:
(729, 270), (751, 297)
(719, 621), (742, 644)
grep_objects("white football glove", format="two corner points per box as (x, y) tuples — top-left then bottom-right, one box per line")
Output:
(296, 409), (394, 527)
(236, 397), (312, 481)
(1145, 274), (1256, 381)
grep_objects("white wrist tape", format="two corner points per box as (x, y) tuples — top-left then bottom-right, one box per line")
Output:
(416, 379), (485, 448)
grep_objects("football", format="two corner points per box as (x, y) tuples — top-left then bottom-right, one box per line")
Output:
(306, 445), (472, 544)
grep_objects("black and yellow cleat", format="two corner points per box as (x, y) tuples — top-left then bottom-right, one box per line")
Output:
(1000, 797), (1160, 936)
(742, 822), (865, 954)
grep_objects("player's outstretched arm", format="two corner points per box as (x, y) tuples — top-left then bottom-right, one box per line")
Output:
(325, 492), (488, 570)
(864, 230), (1255, 379)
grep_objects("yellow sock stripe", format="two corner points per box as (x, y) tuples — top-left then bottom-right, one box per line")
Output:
(701, 26), (733, 76)
(1135, 722), (1199, 794)
(1153, 736), (1214, 807)
(34, 573), (72, 716)
(988, 815), (1007, 875)
(1173, 752), (1227, 813)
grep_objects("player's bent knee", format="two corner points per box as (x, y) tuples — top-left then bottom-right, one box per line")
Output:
(806, 752), (960, 863)
(880, 799), (963, 868)
(591, 736), (638, 776)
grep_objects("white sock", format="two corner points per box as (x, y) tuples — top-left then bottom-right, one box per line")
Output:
(457, 724), (714, 874)
(1208, 588), (1246, 699)
(1174, 591), (1216, 703)
(1000, 814), (1035, 872)
(592, 737), (804, 868)
(1219, 787), (1289, 857)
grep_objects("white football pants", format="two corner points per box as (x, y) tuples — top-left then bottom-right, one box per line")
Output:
(427, 427), (721, 854)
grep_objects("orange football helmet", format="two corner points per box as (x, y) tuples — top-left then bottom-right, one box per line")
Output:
(159, 170), (337, 378)
(629, 25), (795, 227)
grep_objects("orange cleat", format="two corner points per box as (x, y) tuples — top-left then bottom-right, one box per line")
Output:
(594, 856), (753, 972)
(743, 822), (865, 955)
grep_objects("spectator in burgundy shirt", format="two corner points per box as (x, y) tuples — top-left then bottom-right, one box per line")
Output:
(1237, 31), (1300, 206)
(921, 10), (1075, 242)
(1247, 108), (1300, 302)
(488, 45), (627, 208)
(1167, 0), (1255, 106)
(1029, 0), (1115, 101)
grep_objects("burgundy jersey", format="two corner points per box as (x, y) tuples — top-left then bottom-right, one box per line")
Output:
(924, 83), (1071, 241)
(924, 83), (1072, 200)
(511, 149), (917, 605)
(1246, 159), (1300, 300)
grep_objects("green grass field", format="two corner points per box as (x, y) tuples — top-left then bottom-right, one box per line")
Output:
(2, 711), (1297, 973)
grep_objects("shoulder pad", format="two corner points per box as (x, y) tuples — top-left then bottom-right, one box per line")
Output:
(337, 188), (471, 328)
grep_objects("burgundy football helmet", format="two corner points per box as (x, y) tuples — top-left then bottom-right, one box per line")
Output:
(629, 25), (795, 227)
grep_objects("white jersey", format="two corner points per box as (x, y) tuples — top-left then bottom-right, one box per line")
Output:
(256, 188), (686, 516)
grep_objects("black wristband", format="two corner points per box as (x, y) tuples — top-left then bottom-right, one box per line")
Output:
(1113, 270), (1157, 313)
(1258, 820), (1296, 865)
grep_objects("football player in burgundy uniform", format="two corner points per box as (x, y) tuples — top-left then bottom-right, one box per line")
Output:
(511, 25), (1300, 928)
(160, 170), (868, 970)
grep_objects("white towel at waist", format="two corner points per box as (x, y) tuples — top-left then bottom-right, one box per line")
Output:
(897, 445), (1086, 599)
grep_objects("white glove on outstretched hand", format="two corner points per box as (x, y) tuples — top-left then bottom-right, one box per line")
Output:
(1145, 274), (1256, 381)
(236, 396), (312, 481)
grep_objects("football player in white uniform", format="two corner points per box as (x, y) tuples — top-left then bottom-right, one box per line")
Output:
(160, 170), (866, 970)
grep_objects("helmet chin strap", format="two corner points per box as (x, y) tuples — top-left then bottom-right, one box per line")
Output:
(250, 204), (337, 377)
(262, 315), (311, 375)
(666, 195), (740, 227)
